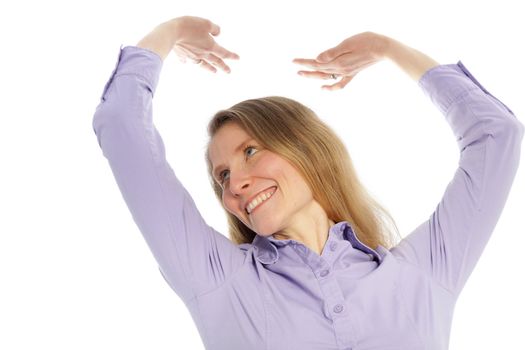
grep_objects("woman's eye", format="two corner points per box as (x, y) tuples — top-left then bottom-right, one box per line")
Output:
(219, 146), (257, 185)
(245, 146), (257, 157)
(219, 170), (230, 183)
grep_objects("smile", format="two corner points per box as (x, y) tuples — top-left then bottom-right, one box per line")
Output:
(246, 187), (277, 215)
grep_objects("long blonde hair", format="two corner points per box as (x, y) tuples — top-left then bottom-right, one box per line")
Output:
(205, 96), (401, 250)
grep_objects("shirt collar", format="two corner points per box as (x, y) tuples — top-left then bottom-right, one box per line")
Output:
(251, 221), (384, 265)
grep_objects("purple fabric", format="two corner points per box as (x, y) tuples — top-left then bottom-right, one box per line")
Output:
(92, 45), (524, 350)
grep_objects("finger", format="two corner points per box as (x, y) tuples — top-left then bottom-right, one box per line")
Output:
(199, 60), (218, 73)
(204, 53), (232, 73)
(295, 52), (360, 70)
(316, 46), (345, 63)
(321, 75), (356, 91)
(292, 58), (325, 69)
(292, 58), (341, 73)
(210, 22), (221, 36)
(297, 70), (339, 80)
(212, 42), (240, 60)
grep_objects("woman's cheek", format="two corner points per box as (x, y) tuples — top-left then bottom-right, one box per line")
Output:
(256, 153), (279, 174)
(222, 195), (236, 215)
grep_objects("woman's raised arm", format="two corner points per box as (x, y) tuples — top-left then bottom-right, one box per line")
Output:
(294, 33), (524, 296)
(92, 16), (242, 304)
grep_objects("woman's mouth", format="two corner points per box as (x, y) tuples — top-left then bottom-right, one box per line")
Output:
(246, 187), (277, 215)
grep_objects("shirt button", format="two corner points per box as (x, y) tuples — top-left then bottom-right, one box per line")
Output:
(333, 304), (344, 313)
(320, 269), (329, 277)
(329, 242), (338, 251)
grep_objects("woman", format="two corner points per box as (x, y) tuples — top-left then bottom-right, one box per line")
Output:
(92, 16), (523, 349)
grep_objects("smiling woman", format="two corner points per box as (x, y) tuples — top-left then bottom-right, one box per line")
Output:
(205, 97), (401, 254)
(92, 15), (523, 350)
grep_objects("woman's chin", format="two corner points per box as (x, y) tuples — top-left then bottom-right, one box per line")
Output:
(256, 229), (275, 237)
(253, 222), (282, 237)
(241, 212), (281, 237)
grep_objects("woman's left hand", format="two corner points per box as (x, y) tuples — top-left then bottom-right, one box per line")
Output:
(292, 31), (389, 91)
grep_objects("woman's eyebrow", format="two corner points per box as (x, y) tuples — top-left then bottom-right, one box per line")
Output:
(212, 138), (253, 179)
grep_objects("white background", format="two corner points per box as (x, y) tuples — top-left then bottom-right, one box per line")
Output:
(1, 0), (523, 349)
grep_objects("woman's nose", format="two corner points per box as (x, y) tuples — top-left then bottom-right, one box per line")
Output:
(229, 169), (252, 195)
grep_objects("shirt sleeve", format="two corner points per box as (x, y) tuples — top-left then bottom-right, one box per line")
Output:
(391, 61), (524, 297)
(92, 45), (247, 304)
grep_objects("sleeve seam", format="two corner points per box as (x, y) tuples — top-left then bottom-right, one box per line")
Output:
(450, 94), (489, 295)
(437, 93), (488, 297)
(123, 98), (198, 301)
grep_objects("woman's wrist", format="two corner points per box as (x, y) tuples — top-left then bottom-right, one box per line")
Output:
(136, 18), (183, 61)
(380, 35), (440, 81)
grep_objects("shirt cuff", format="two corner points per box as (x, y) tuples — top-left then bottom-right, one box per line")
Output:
(100, 45), (163, 101)
(417, 61), (514, 117)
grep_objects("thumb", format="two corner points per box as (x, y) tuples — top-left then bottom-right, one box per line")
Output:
(210, 22), (221, 36)
(316, 48), (338, 63)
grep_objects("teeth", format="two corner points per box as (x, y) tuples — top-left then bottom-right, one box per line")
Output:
(246, 188), (276, 214)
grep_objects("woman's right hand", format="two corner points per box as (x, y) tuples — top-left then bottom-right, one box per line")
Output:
(171, 16), (240, 73)
(137, 16), (240, 73)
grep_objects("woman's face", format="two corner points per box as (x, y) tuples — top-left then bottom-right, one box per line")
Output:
(208, 122), (318, 237)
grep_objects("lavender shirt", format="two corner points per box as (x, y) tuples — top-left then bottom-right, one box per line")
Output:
(92, 46), (523, 350)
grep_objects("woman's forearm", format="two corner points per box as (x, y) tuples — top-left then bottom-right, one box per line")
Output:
(136, 19), (181, 61)
(380, 36), (440, 81)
